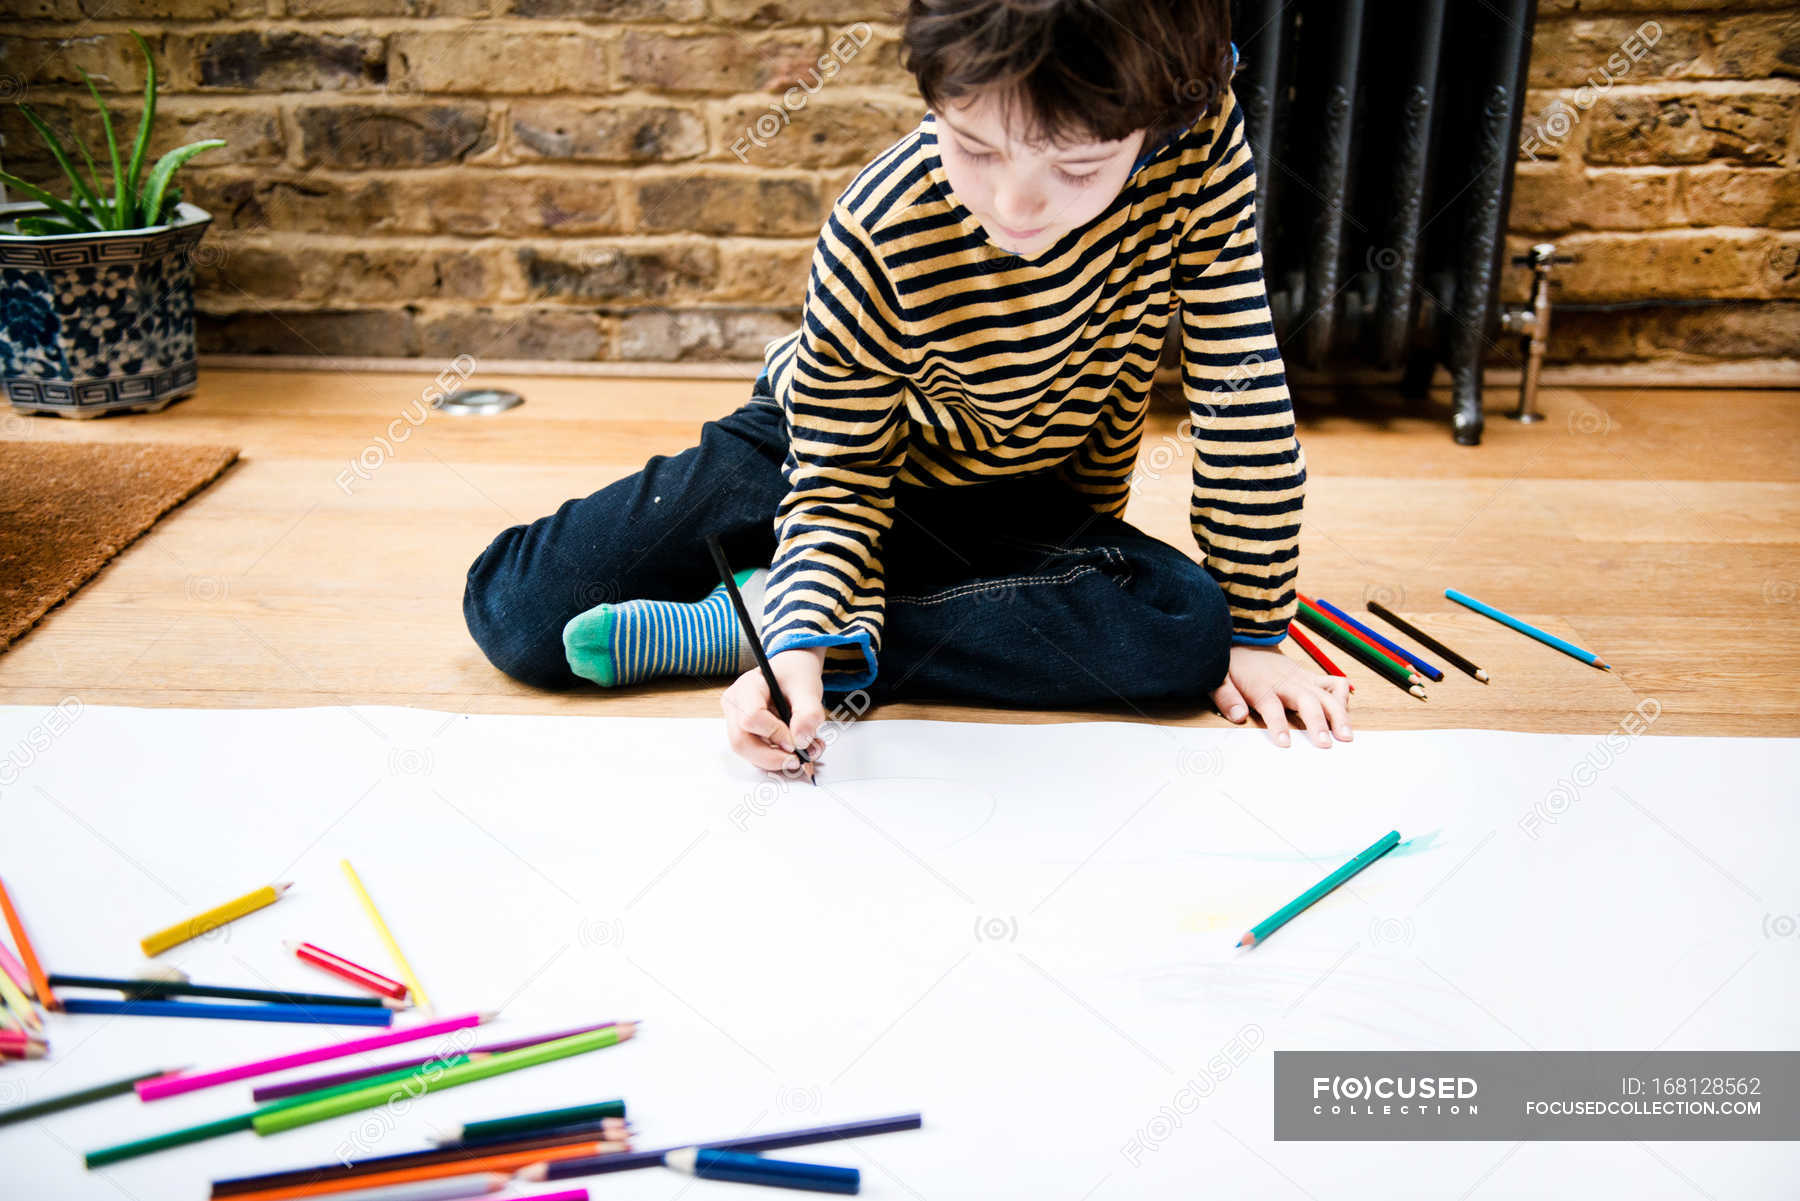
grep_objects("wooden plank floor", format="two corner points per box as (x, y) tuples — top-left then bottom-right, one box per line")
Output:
(1, 371), (1795, 737)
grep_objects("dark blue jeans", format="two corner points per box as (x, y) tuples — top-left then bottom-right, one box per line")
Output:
(462, 387), (1234, 707)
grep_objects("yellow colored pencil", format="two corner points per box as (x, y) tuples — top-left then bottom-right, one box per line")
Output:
(340, 860), (433, 1016)
(140, 883), (292, 957)
(0, 967), (39, 1033)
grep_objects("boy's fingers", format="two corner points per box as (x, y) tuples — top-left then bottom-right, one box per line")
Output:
(1249, 687), (1290, 746)
(1211, 680), (1249, 722)
(1318, 678), (1354, 740)
(1290, 692), (1332, 748)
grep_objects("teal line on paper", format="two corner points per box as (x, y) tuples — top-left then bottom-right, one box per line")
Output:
(1183, 829), (1443, 864)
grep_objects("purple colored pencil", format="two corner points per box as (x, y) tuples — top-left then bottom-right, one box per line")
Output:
(536, 1112), (923, 1180)
(249, 1023), (615, 1102)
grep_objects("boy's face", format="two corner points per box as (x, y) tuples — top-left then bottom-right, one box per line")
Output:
(933, 89), (1148, 257)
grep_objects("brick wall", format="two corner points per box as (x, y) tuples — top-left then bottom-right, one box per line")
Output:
(2, 1), (1795, 369)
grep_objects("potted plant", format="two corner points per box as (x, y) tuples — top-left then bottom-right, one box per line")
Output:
(0, 30), (224, 418)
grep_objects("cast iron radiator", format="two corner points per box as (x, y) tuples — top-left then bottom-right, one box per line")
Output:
(1228, 0), (1537, 444)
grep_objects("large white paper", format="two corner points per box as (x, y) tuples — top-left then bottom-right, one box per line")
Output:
(0, 703), (1794, 1199)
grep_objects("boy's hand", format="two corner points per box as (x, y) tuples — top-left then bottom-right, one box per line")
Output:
(721, 646), (827, 779)
(1212, 644), (1353, 748)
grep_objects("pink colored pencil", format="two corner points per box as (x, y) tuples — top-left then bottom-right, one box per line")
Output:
(249, 1022), (617, 1102)
(137, 1011), (491, 1102)
(290, 940), (409, 1001)
(0, 940), (35, 999)
(509, 1191), (589, 1201)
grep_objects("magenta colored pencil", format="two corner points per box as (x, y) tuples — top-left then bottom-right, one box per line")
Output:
(249, 1023), (617, 1102)
(137, 1011), (490, 1102)
(0, 940), (34, 998)
(509, 1192), (588, 1201)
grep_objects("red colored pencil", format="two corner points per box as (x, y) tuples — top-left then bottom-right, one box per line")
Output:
(1296, 594), (1421, 684)
(0, 876), (58, 1012)
(288, 942), (409, 1001)
(1286, 623), (1353, 692)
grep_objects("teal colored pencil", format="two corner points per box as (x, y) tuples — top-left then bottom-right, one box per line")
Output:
(1238, 830), (1401, 948)
(1443, 589), (1610, 670)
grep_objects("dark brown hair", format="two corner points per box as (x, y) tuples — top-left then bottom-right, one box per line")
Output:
(901, 0), (1233, 149)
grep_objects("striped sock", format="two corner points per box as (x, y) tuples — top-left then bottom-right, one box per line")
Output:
(563, 568), (766, 688)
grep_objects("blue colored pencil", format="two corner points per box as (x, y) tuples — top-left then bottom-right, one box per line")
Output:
(1444, 588), (1610, 670)
(665, 1147), (861, 1194)
(60, 997), (394, 1027)
(1314, 598), (1443, 681)
(1238, 830), (1401, 948)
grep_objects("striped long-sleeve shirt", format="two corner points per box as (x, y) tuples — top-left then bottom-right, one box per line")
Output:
(755, 86), (1306, 692)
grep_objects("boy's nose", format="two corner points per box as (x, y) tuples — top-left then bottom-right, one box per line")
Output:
(991, 185), (1047, 229)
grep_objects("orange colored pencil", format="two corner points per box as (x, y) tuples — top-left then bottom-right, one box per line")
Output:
(1286, 623), (1353, 692)
(219, 1140), (628, 1201)
(1296, 594), (1420, 683)
(0, 876), (57, 1012)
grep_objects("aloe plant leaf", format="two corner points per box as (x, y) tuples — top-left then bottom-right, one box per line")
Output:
(0, 167), (100, 232)
(78, 67), (130, 229)
(14, 215), (87, 236)
(125, 30), (157, 214)
(15, 104), (106, 228)
(138, 139), (223, 230)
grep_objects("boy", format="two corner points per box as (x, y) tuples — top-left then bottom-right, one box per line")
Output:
(463, 0), (1352, 777)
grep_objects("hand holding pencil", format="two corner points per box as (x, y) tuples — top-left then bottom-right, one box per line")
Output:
(708, 534), (826, 784)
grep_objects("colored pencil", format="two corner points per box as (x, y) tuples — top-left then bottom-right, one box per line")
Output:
(1313, 598), (1444, 682)
(0, 938), (36, 999)
(213, 1120), (629, 1196)
(1445, 588), (1610, 669)
(139, 1010), (490, 1101)
(528, 1113), (925, 1182)
(0, 1065), (185, 1128)
(0, 875), (58, 1011)
(665, 1147), (860, 1194)
(291, 942), (409, 1001)
(50, 972), (399, 1010)
(505, 1192), (589, 1201)
(140, 882), (292, 956)
(1367, 601), (1489, 683)
(341, 860), (433, 1015)
(314, 1176), (510, 1201)
(1285, 622), (1352, 691)
(706, 533), (816, 784)
(252, 1025), (637, 1135)
(0, 953), (41, 1031)
(215, 1142), (627, 1200)
(449, 1117), (631, 1150)
(61, 996), (394, 1027)
(1294, 604), (1426, 700)
(0, 1000), (20, 1031)
(250, 1024), (614, 1102)
(438, 1099), (627, 1145)
(1238, 830), (1401, 948)
(1297, 593), (1420, 682)
(1, 1031), (46, 1058)
(87, 1055), (474, 1167)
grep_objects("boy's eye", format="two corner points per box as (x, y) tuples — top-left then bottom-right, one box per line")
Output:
(960, 146), (996, 163)
(1055, 168), (1099, 186)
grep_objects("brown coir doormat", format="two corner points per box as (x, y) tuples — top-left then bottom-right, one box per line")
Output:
(0, 440), (239, 651)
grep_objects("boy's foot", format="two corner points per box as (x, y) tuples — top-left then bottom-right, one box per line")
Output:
(564, 567), (766, 687)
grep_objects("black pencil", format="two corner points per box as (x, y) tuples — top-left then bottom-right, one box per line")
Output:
(47, 973), (400, 1009)
(1366, 601), (1490, 683)
(704, 534), (817, 784)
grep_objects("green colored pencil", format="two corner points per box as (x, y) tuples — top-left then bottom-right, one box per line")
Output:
(253, 1024), (635, 1136)
(0, 1066), (185, 1129)
(1238, 830), (1402, 948)
(439, 1097), (627, 1144)
(1295, 602), (1426, 700)
(83, 1054), (471, 1167)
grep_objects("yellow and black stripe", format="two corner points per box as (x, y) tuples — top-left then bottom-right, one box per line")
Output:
(757, 87), (1305, 690)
